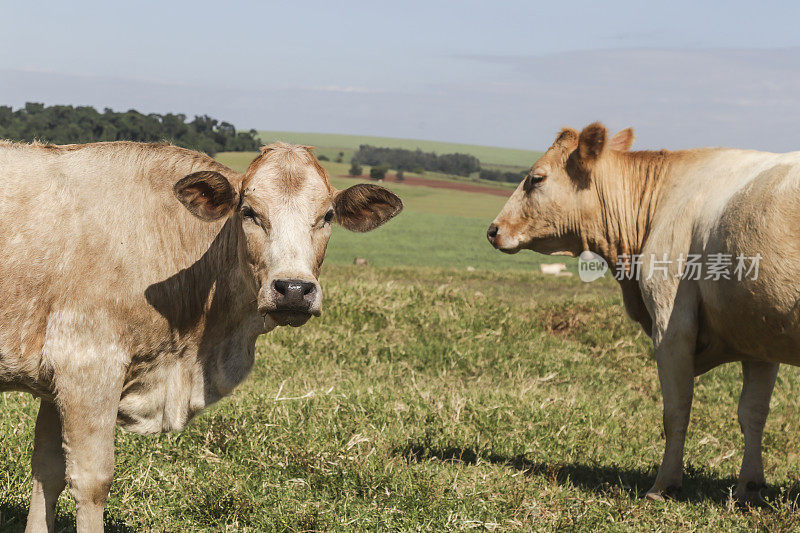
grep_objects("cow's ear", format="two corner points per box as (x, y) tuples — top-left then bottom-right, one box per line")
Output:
(174, 171), (238, 221)
(334, 183), (403, 232)
(553, 127), (579, 150)
(578, 122), (607, 164)
(608, 127), (635, 152)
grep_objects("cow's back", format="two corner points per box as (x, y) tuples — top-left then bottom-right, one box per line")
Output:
(0, 141), (239, 393)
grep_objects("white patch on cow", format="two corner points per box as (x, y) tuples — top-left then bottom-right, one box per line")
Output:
(267, 198), (318, 281)
(41, 309), (128, 429)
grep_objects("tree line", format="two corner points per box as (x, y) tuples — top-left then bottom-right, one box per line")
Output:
(478, 167), (528, 183)
(0, 103), (260, 156)
(351, 144), (527, 183)
(352, 145), (481, 177)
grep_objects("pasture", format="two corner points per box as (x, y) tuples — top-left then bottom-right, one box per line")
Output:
(2, 152), (800, 531)
(219, 150), (523, 193)
(257, 131), (543, 170)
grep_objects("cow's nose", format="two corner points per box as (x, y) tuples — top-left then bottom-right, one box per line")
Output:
(487, 224), (499, 242)
(272, 279), (317, 311)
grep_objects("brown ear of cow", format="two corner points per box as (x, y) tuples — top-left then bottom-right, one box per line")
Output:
(174, 171), (238, 222)
(578, 122), (607, 163)
(608, 127), (635, 151)
(553, 127), (579, 149)
(334, 183), (403, 232)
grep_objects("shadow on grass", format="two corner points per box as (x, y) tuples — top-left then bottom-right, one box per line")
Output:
(0, 503), (135, 533)
(395, 442), (800, 508)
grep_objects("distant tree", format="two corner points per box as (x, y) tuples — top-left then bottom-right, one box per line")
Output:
(369, 164), (389, 180)
(353, 144), (480, 177)
(348, 161), (363, 176)
(0, 103), (260, 156)
(395, 169), (405, 181)
(335, 151), (344, 163)
(318, 154), (330, 161)
(479, 168), (527, 183)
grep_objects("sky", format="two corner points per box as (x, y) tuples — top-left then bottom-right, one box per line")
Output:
(2, 0), (800, 151)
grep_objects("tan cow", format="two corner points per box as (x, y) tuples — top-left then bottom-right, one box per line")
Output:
(0, 140), (402, 532)
(488, 122), (800, 504)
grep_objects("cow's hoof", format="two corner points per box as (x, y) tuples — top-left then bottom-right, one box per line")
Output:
(646, 485), (681, 502)
(734, 482), (767, 507)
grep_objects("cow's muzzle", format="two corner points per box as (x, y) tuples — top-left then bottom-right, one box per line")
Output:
(259, 278), (321, 327)
(487, 223), (499, 244)
(487, 222), (521, 254)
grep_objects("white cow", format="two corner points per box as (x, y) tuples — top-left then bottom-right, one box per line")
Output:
(0, 140), (402, 532)
(489, 122), (800, 504)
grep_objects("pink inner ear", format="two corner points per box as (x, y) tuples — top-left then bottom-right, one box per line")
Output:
(608, 128), (635, 151)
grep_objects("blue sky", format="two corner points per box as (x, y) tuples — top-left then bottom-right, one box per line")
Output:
(2, 1), (800, 151)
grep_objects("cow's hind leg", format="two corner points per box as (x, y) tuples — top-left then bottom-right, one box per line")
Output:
(734, 360), (779, 505)
(25, 400), (66, 533)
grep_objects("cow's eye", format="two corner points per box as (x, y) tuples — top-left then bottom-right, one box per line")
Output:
(324, 209), (334, 224)
(241, 206), (257, 220)
(525, 173), (547, 191)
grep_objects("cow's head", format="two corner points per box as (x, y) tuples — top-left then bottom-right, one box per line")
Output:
(487, 122), (634, 256)
(174, 143), (402, 327)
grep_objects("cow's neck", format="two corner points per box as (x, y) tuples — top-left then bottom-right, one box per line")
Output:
(583, 150), (679, 270)
(148, 217), (257, 342)
(198, 220), (258, 340)
(121, 218), (261, 434)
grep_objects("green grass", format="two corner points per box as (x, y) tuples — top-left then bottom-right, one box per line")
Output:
(3, 267), (800, 531)
(214, 151), (261, 173)
(257, 131), (543, 168)
(326, 173), (542, 270)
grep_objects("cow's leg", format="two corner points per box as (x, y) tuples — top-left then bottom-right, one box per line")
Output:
(25, 400), (66, 533)
(734, 360), (779, 505)
(644, 282), (698, 501)
(646, 340), (695, 500)
(44, 319), (126, 533)
(58, 373), (122, 533)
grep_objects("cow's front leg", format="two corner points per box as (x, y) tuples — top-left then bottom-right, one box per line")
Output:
(646, 340), (694, 501)
(58, 377), (121, 533)
(734, 360), (779, 505)
(643, 282), (698, 502)
(25, 400), (66, 533)
(46, 327), (126, 533)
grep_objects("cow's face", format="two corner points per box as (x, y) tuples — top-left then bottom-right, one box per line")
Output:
(487, 123), (634, 256)
(174, 143), (402, 327)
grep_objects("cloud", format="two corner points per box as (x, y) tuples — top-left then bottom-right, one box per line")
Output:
(3, 48), (800, 152)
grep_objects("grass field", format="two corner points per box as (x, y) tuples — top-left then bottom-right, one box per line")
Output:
(257, 131), (543, 169)
(3, 151), (800, 531)
(3, 268), (800, 531)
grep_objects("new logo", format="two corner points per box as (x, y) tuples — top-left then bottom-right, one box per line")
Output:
(578, 251), (608, 282)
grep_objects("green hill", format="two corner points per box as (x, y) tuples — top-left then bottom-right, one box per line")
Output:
(257, 131), (542, 168)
